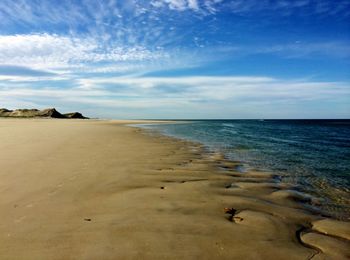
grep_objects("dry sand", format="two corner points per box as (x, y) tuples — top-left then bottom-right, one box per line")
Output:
(0, 119), (349, 259)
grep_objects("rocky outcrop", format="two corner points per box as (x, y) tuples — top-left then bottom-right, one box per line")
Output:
(0, 108), (88, 119)
(36, 108), (66, 118)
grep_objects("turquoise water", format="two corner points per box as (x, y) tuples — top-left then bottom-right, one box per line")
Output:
(138, 120), (350, 218)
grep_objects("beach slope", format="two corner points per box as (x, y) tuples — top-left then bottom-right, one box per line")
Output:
(0, 119), (348, 259)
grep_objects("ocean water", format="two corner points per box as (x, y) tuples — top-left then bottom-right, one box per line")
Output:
(138, 120), (350, 218)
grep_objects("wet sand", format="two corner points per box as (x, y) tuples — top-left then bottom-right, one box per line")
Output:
(0, 119), (349, 259)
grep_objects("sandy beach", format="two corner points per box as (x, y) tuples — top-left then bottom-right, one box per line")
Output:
(0, 119), (349, 259)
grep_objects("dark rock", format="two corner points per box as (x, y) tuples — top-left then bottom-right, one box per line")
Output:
(0, 108), (11, 113)
(0, 108), (11, 117)
(63, 112), (88, 119)
(36, 108), (65, 118)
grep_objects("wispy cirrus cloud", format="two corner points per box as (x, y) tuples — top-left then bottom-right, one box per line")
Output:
(223, 0), (350, 17)
(146, 0), (350, 17)
(151, 0), (201, 11)
(0, 1), (349, 61)
(256, 42), (350, 59)
(212, 41), (350, 60)
(0, 0), (187, 48)
(0, 34), (169, 71)
(1, 32), (348, 81)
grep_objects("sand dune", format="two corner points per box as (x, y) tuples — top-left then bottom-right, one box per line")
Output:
(0, 119), (348, 259)
(0, 108), (88, 119)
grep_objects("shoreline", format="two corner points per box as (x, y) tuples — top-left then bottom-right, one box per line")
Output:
(0, 119), (349, 259)
(137, 120), (350, 221)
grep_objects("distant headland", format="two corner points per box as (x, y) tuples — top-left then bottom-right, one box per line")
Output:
(0, 108), (88, 119)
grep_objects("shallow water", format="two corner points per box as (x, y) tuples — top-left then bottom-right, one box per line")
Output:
(138, 120), (350, 219)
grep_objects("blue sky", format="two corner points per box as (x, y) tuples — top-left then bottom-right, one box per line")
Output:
(0, 0), (349, 119)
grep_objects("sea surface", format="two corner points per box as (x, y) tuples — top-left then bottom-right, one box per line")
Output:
(137, 120), (350, 219)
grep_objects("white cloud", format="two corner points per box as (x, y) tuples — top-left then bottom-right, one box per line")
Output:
(161, 0), (188, 11)
(0, 34), (92, 69)
(151, 0), (206, 11)
(188, 0), (199, 10)
(0, 34), (168, 70)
